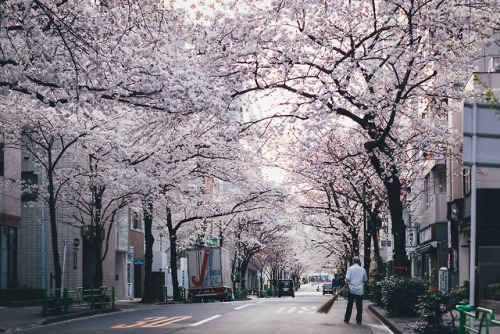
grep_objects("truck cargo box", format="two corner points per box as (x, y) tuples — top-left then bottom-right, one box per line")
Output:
(186, 247), (232, 302)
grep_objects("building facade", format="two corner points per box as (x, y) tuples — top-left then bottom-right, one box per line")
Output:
(12, 149), (145, 299)
(410, 44), (500, 299)
(0, 144), (21, 288)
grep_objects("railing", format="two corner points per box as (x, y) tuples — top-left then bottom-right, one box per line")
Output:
(43, 287), (115, 315)
(456, 305), (500, 334)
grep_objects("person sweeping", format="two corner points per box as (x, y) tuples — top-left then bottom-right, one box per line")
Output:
(343, 256), (368, 325)
(317, 256), (368, 318)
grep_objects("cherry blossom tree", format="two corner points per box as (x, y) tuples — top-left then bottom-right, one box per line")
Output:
(1, 0), (236, 294)
(65, 110), (149, 288)
(1, 1), (229, 115)
(228, 210), (290, 290)
(204, 0), (499, 271)
(2, 99), (92, 291)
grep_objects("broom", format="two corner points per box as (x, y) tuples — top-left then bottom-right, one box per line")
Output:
(317, 285), (346, 314)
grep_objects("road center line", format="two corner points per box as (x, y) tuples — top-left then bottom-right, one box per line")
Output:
(234, 304), (252, 310)
(191, 315), (221, 326)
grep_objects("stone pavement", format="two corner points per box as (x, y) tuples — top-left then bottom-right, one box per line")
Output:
(1, 298), (500, 333)
(368, 305), (421, 334)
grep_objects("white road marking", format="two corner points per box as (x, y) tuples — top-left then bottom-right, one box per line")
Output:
(191, 315), (221, 326)
(234, 304), (252, 310)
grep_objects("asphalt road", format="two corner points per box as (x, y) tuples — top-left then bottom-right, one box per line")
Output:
(16, 283), (392, 334)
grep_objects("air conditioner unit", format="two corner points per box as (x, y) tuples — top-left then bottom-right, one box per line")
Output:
(490, 56), (500, 72)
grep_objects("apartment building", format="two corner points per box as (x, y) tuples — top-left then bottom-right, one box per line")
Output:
(412, 151), (450, 291)
(12, 150), (144, 299)
(451, 66), (500, 301)
(410, 44), (500, 299)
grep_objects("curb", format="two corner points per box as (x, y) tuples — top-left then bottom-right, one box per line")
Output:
(368, 305), (402, 334)
(41, 308), (121, 325)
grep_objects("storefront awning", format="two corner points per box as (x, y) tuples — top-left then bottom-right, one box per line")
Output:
(415, 242), (437, 254)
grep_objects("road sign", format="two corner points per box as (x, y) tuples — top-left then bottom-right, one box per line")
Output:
(381, 240), (391, 247)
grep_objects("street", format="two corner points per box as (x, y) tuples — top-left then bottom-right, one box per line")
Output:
(16, 284), (392, 334)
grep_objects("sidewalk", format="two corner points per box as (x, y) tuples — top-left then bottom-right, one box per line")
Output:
(0, 299), (147, 332)
(368, 305), (420, 334)
(369, 304), (500, 334)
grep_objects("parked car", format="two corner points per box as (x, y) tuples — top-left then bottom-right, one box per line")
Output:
(322, 283), (333, 295)
(278, 279), (295, 298)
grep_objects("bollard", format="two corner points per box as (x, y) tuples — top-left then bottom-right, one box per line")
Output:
(160, 286), (167, 302)
(63, 289), (69, 313)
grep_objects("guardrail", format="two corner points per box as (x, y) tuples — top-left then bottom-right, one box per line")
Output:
(43, 287), (115, 315)
(456, 304), (500, 334)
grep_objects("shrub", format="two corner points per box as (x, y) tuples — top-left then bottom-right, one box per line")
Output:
(366, 281), (384, 307)
(485, 283), (500, 300)
(234, 289), (248, 299)
(412, 320), (457, 334)
(452, 281), (469, 303)
(381, 276), (427, 317)
(411, 286), (466, 334)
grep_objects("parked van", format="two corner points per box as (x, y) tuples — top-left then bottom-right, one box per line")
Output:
(277, 279), (295, 298)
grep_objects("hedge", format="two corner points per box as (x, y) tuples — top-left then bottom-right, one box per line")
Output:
(485, 283), (500, 300)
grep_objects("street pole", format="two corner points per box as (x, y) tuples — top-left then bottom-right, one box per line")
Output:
(40, 169), (46, 290)
(363, 183), (370, 274)
(469, 103), (478, 315)
(61, 240), (67, 292)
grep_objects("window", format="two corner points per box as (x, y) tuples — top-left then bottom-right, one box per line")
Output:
(424, 174), (430, 208)
(0, 226), (17, 288)
(0, 143), (4, 177)
(434, 169), (446, 194)
(131, 211), (141, 230)
(73, 249), (78, 270)
(21, 171), (39, 202)
(463, 169), (471, 195)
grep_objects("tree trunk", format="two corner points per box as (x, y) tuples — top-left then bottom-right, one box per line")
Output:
(364, 228), (372, 275)
(92, 228), (104, 288)
(371, 223), (386, 280)
(364, 138), (406, 273)
(385, 180), (408, 274)
(165, 208), (183, 302)
(239, 259), (249, 290)
(47, 171), (62, 294)
(141, 199), (155, 303)
(169, 236), (182, 301)
(92, 191), (104, 288)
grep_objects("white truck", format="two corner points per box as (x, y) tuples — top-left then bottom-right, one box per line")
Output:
(186, 247), (233, 302)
